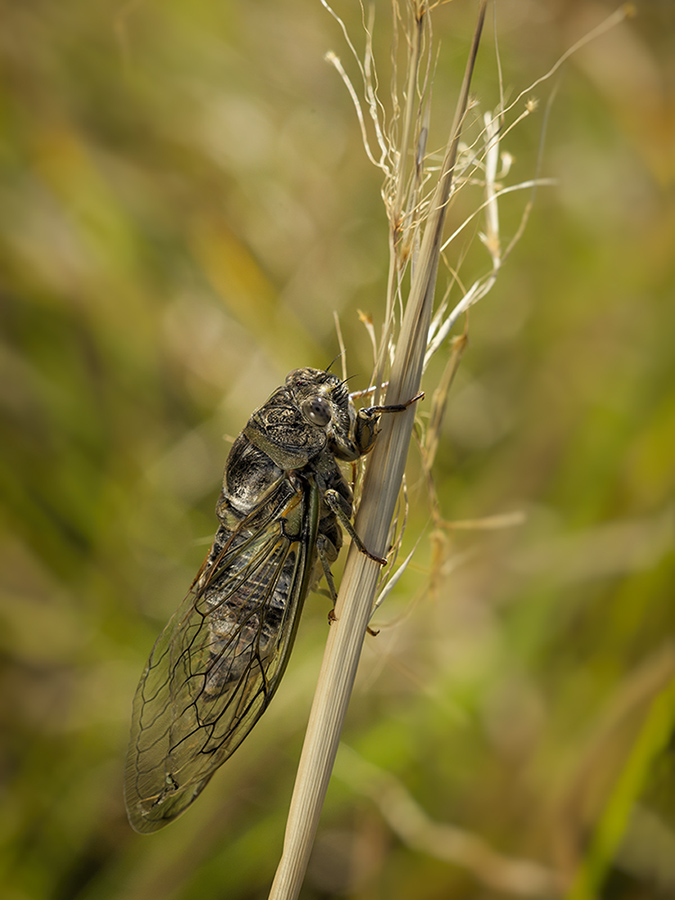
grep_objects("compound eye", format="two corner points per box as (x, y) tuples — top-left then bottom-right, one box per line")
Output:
(302, 397), (331, 427)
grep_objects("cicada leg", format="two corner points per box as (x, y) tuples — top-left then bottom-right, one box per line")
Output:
(362, 391), (425, 414)
(324, 489), (387, 566)
(316, 533), (339, 605)
(317, 531), (379, 635)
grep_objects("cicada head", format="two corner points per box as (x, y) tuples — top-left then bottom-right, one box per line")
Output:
(286, 367), (376, 464)
(243, 368), (380, 471)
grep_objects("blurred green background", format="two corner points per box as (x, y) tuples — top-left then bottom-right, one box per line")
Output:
(1, 1), (674, 898)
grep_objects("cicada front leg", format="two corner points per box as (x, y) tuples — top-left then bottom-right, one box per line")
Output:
(354, 391), (425, 454)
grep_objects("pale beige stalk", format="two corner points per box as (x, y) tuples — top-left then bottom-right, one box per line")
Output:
(268, 5), (487, 899)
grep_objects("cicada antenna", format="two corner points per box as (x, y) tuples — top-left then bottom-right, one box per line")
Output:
(325, 352), (344, 375)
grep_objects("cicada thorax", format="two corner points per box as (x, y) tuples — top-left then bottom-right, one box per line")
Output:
(231, 366), (366, 561)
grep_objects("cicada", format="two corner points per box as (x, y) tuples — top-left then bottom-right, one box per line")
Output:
(124, 366), (416, 833)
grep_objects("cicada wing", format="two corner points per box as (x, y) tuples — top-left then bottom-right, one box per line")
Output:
(124, 486), (317, 833)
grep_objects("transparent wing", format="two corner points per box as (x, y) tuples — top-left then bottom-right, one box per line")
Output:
(124, 484), (317, 833)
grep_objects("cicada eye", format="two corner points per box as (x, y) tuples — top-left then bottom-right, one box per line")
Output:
(302, 397), (331, 427)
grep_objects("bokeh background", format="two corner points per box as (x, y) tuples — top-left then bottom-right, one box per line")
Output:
(1, 1), (673, 898)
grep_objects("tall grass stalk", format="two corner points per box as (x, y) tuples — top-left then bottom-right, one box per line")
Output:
(268, 4), (487, 898)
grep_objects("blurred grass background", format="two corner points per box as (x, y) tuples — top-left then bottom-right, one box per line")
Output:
(1, 1), (674, 899)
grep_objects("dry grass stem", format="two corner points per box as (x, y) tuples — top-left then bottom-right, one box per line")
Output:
(269, 5), (487, 898)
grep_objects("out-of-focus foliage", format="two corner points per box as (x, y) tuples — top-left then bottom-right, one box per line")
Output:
(1, 1), (673, 899)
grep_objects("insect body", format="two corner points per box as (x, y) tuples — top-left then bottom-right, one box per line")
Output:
(124, 367), (413, 833)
